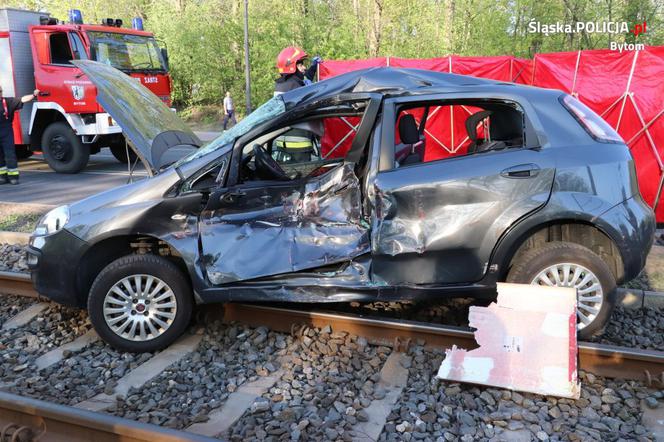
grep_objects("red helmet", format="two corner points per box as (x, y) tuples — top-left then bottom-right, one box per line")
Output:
(277, 46), (308, 74)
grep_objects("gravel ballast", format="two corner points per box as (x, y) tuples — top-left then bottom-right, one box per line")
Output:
(0, 291), (660, 440)
(227, 324), (391, 441)
(378, 345), (661, 442)
(0, 243), (28, 273)
(592, 306), (664, 351)
(0, 294), (36, 324)
(9, 341), (153, 405)
(0, 303), (91, 384)
(108, 321), (283, 429)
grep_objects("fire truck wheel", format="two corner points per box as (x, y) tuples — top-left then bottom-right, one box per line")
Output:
(42, 122), (90, 174)
(110, 144), (138, 164)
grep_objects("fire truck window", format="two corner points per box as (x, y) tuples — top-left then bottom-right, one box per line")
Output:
(50, 33), (74, 65)
(69, 33), (88, 60)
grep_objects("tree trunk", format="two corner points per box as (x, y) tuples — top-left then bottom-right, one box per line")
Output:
(369, 0), (383, 57)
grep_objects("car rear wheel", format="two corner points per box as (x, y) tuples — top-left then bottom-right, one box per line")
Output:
(41, 122), (89, 173)
(506, 241), (617, 339)
(88, 254), (193, 353)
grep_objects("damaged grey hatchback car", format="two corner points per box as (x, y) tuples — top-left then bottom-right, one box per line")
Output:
(27, 60), (655, 352)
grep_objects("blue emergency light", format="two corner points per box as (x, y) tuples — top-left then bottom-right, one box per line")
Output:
(132, 17), (144, 31)
(68, 9), (83, 24)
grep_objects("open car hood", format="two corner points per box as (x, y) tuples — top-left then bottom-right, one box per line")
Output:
(73, 60), (201, 175)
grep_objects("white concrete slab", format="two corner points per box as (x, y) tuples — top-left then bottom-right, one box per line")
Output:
(352, 352), (410, 442)
(34, 329), (99, 370)
(641, 399), (664, 440)
(2, 302), (49, 330)
(186, 370), (284, 437)
(74, 333), (202, 412)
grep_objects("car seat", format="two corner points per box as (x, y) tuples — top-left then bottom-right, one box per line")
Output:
(395, 114), (425, 165)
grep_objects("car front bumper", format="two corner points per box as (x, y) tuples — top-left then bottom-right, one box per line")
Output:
(27, 229), (88, 307)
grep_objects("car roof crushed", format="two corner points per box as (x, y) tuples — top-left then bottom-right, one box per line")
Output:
(281, 67), (514, 109)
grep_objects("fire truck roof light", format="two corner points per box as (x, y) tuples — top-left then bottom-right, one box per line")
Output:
(115, 19), (123, 27)
(103, 18), (114, 26)
(132, 17), (144, 31)
(68, 9), (83, 25)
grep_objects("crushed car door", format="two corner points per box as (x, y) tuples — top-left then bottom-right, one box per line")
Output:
(198, 163), (370, 285)
(371, 95), (556, 285)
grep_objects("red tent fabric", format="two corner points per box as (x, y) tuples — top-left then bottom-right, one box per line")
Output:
(317, 48), (664, 222)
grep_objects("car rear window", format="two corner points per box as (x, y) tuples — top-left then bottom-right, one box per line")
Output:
(560, 94), (623, 143)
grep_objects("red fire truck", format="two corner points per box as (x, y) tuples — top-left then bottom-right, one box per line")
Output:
(0, 8), (172, 173)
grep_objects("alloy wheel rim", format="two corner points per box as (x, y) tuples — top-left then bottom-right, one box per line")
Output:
(530, 263), (603, 330)
(103, 274), (177, 342)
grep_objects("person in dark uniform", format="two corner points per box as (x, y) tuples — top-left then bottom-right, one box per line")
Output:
(273, 47), (322, 163)
(0, 86), (39, 185)
(274, 46), (321, 96)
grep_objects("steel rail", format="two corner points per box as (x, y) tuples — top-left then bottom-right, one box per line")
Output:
(2, 272), (663, 385)
(0, 271), (38, 298)
(0, 391), (216, 442)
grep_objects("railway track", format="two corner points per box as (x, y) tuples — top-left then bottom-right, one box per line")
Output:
(3, 271), (663, 384)
(0, 390), (215, 442)
(0, 271), (662, 440)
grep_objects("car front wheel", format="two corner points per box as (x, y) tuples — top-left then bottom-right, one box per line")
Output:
(88, 254), (193, 352)
(506, 241), (617, 339)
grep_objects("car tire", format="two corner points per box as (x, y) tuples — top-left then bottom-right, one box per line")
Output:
(109, 143), (138, 164)
(41, 122), (89, 173)
(88, 254), (193, 353)
(506, 241), (617, 339)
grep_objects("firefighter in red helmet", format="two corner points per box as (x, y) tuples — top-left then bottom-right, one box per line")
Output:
(274, 46), (321, 95)
(273, 46), (323, 163)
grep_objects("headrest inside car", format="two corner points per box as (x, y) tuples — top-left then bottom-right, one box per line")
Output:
(465, 110), (493, 141)
(399, 114), (419, 144)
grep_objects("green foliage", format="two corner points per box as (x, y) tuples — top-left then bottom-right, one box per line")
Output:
(2, 0), (662, 109)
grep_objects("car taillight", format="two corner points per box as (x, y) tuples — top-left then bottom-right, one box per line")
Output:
(560, 94), (623, 143)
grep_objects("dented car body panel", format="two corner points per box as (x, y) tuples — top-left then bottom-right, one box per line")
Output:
(200, 163), (370, 285)
(28, 64), (655, 308)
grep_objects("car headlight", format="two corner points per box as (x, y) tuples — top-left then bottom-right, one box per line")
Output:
(34, 205), (70, 236)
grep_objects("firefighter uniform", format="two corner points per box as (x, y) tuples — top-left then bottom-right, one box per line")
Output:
(274, 129), (315, 163)
(0, 97), (23, 184)
(273, 47), (321, 162)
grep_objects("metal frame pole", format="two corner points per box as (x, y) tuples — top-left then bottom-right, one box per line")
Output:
(243, 0), (251, 114)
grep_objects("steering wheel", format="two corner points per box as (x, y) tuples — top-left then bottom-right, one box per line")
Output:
(253, 144), (290, 181)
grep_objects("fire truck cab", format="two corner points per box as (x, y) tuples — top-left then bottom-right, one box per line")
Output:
(0, 8), (172, 173)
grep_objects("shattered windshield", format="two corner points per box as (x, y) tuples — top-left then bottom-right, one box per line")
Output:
(87, 31), (166, 72)
(174, 96), (286, 167)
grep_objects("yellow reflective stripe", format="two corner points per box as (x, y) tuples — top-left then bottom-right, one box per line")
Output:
(278, 141), (312, 149)
(7, 170), (18, 176)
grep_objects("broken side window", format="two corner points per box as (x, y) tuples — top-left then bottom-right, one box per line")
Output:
(394, 100), (525, 167)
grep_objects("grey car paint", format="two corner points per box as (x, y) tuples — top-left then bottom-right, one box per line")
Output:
(29, 64), (655, 308)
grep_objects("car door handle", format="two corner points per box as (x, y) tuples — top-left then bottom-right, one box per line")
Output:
(501, 164), (541, 178)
